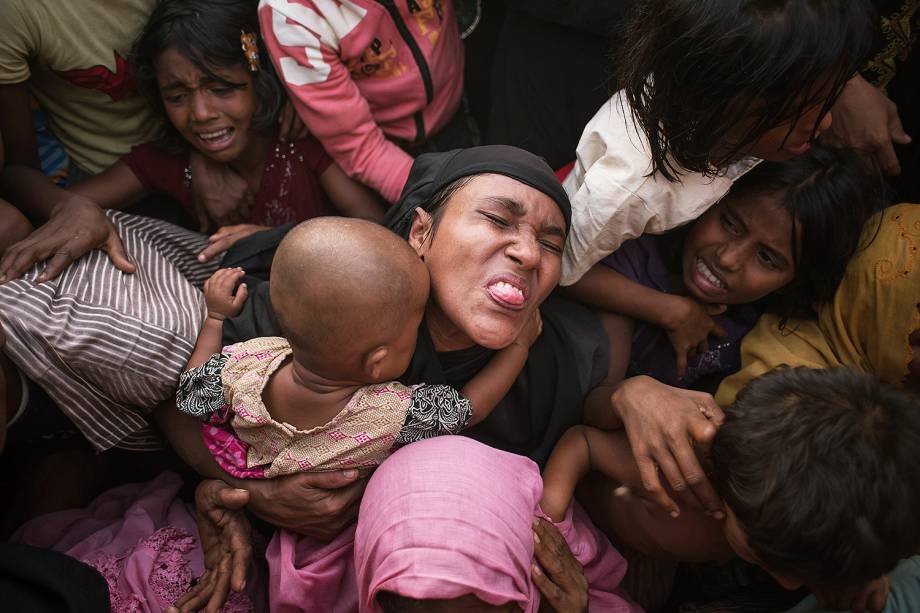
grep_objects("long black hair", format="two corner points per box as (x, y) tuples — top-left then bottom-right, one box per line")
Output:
(132, 0), (283, 152)
(733, 144), (885, 318)
(618, 0), (875, 181)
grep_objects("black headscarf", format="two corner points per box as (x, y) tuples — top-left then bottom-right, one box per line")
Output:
(384, 145), (571, 238)
(222, 145), (604, 467)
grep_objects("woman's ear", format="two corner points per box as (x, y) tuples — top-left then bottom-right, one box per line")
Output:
(363, 346), (390, 381)
(407, 207), (433, 257)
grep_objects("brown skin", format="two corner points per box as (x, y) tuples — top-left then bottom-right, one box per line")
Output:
(825, 74), (911, 176)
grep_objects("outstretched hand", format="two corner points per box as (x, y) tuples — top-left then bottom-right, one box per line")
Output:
(0, 195), (135, 284)
(612, 376), (724, 518)
(168, 480), (252, 613)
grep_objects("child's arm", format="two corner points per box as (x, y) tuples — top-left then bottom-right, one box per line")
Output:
(68, 161), (146, 210)
(563, 262), (727, 380)
(461, 310), (542, 426)
(541, 426), (641, 521)
(319, 164), (386, 223)
(186, 268), (249, 371)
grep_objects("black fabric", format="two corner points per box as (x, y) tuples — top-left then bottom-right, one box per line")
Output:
(486, 1), (637, 169)
(402, 294), (602, 467)
(0, 543), (110, 613)
(382, 144), (572, 237)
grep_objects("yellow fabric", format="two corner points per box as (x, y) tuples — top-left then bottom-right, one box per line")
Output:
(0, 0), (160, 173)
(221, 337), (413, 477)
(716, 203), (920, 406)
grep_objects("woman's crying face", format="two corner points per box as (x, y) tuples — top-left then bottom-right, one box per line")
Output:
(409, 174), (566, 351)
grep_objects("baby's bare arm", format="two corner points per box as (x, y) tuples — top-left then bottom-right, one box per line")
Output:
(462, 311), (541, 425)
(541, 426), (640, 521)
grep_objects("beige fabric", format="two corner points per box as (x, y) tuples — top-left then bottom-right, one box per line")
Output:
(0, 0), (160, 173)
(221, 337), (412, 477)
(560, 89), (760, 285)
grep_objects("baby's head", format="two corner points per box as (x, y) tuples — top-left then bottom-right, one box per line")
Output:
(270, 217), (430, 384)
(711, 367), (920, 590)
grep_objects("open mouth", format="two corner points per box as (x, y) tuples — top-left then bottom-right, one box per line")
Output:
(485, 276), (528, 310)
(196, 127), (234, 151)
(695, 258), (726, 292)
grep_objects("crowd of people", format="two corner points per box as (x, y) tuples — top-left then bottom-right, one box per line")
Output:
(0, 0), (917, 611)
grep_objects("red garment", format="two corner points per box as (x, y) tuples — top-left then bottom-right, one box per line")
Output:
(122, 137), (335, 226)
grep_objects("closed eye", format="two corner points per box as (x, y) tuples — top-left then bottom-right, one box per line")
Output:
(482, 212), (512, 228)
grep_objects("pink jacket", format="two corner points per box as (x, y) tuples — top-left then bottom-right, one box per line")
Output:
(259, 0), (465, 203)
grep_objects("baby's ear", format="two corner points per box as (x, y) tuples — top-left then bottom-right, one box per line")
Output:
(363, 346), (390, 381)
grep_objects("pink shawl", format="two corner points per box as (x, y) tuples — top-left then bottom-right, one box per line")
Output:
(269, 436), (640, 611)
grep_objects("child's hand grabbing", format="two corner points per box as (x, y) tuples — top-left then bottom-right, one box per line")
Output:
(663, 295), (727, 380)
(512, 310), (543, 349)
(204, 268), (248, 321)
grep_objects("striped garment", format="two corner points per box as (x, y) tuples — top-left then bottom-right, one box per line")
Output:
(0, 211), (217, 451)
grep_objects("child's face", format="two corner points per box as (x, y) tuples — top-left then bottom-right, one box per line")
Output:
(722, 507), (804, 591)
(154, 47), (258, 164)
(723, 80), (835, 163)
(681, 192), (797, 305)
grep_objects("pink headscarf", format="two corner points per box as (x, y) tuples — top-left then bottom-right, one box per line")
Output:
(354, 436), (641, 612)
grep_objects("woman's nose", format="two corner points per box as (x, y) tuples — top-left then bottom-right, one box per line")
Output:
(505, 233), (541, 268)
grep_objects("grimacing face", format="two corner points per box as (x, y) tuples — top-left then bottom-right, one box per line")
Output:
(408, 174), (566, 351)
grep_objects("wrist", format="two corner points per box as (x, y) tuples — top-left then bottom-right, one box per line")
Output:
(657, 294), (688, 330)
(205, 313), (227, 325)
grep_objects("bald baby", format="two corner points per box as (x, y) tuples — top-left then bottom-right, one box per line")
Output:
(269, 217), (429, 379)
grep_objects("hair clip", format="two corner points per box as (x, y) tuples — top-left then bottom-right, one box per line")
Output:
(240, 31), (260, 72)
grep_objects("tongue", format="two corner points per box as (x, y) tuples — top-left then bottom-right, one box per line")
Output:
(488, 283), (525, 306)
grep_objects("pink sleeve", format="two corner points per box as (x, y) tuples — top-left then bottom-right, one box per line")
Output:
(259, 4), (413, 203)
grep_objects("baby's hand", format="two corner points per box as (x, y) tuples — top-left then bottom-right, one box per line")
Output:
(663, 295), (727, 380)
(204, 268), (248, 321)
(512, 310), (543, 349)
(814, 575), (890, 613)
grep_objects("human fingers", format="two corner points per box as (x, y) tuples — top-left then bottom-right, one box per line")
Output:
(300, 468), (362, 490)
(37, 249), (77, 282)
(696, 339), (709, 355)
(887, 100), (911, 145)
(690, 393), (725, 429)
(198, 236), (236, 263)
(711, 322), (728, 339)
(532, 561), (562, 606)
(0, 236), (53, 282)
(231, 282), (249, 311)
(675, 350), (688, 381)
(170, 568), (220, 613)
(101, 231), (136, 275)
(635, 453), (680, 517)
(204, 556), (234, 613)
(877, 136), (902, 176)
(208, 226), (236, 243)
(705, 303), (727, 317)
(671, 431), (723, 518)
